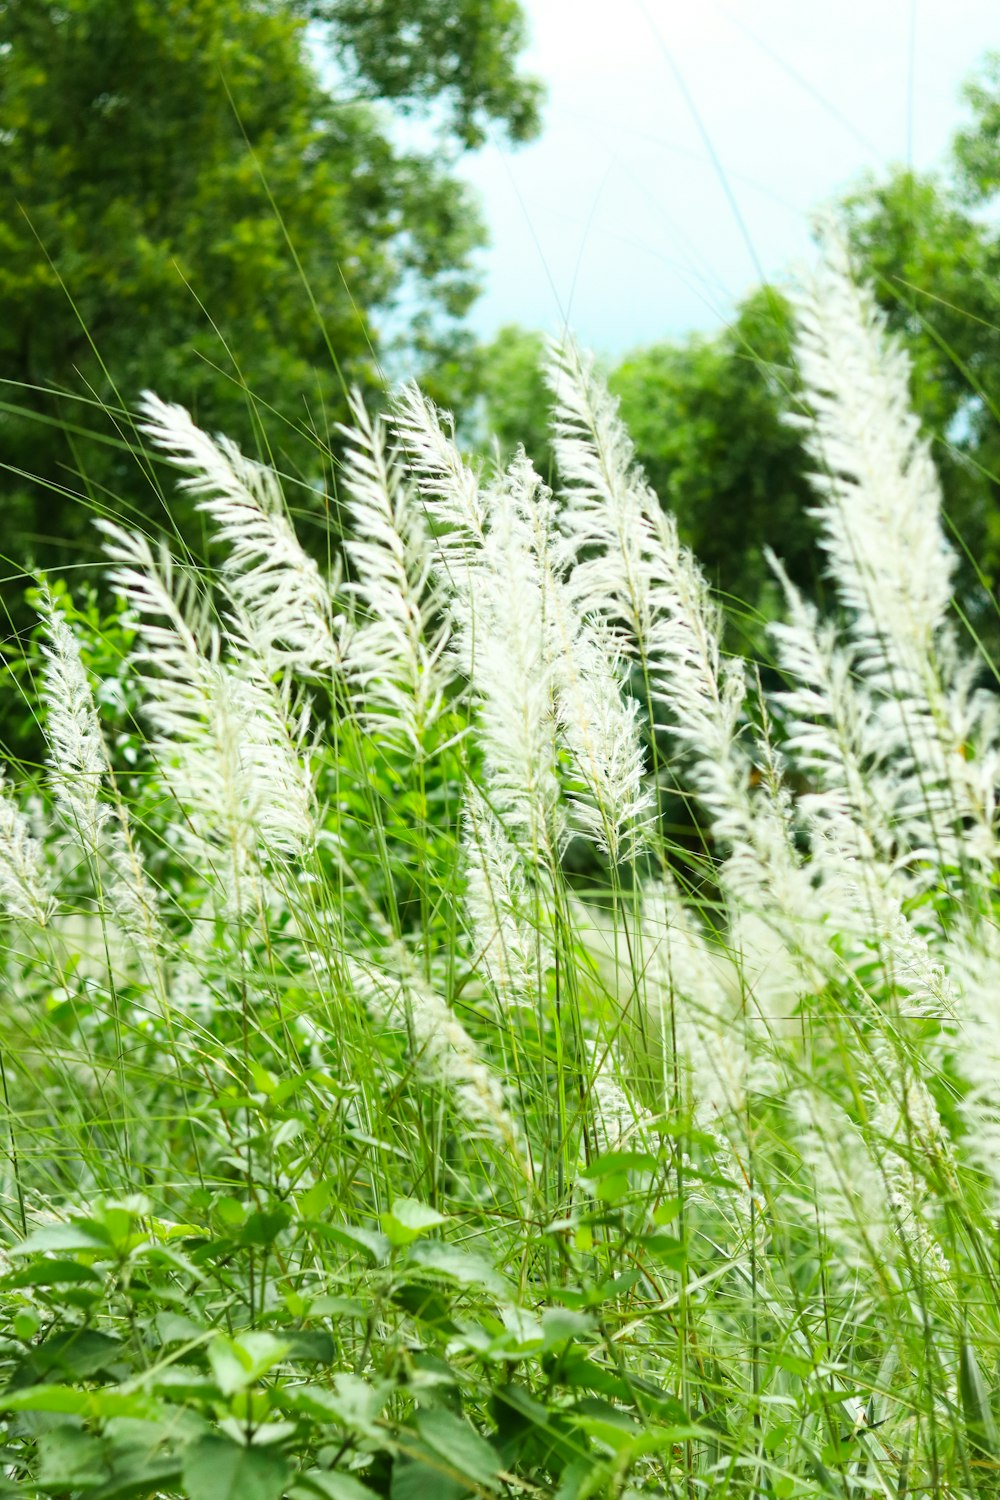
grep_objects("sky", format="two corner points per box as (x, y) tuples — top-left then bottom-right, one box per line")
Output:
(458, 0), (1000, 355)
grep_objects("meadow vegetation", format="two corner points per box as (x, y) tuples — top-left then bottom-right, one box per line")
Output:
(0, 237), (997, 1500)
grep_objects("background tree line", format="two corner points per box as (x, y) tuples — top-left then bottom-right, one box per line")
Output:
(2, 1), (1000, 657)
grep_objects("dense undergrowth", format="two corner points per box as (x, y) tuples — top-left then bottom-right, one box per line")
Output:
(0, 242), (999, 1498)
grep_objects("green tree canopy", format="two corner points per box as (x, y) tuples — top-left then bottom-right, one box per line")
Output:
(0, 0), (540, 573)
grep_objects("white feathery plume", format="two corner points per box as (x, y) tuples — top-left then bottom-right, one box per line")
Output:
(339, 390), (451, 751)
(391, 383), (490, 577)
(0, 768), (53, 926)
(390, 390), (649, 862)
(224, 614), (317, 862)
(39, 596), (110, 853)
(462, 791), (541, 1010)
(768, 554), (896, 868)
(545, 338), (751, 852)
(865, 1053), (954, 1285)
(510, 452), (651, 860)
(38, 594), (167, 969)
(793, 236), (998, 879)
(459, 459), (563, 859)
(548, 340), (828, 980)
(105, 822), (164, 978)
(100, 523), (315, 910)
(638, 879), (767, 1125)
(585, 1038), (653, 1154)
(348, 955), (527, 1166)
(555, 623), (651, 862)
(793, 237), (953, 691)
(940, 929), (1000, 1215)
(137, 392), (345, 676)
(476, 454), (651, 862)
(789, 1089), (891, 1275)
(546, 338), (654, 647)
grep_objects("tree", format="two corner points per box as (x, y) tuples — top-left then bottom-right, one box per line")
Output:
(0, 0), (540, 572)
(465, 324), (553, 477)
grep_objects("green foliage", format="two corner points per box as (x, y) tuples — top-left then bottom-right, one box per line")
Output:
(467, 325), (553, 480)
(307, 0), (543, 149)
(0, 0), (539, 580)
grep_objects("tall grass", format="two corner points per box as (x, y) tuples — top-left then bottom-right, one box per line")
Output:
(0, 242), (998, 1498)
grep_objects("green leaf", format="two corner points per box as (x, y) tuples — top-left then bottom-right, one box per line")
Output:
(291, 1472), (378, 1499)
(3, 1258), (102, 1288)
(391, 1281), (458, 1333)
(208, 1332), (291, 1395)
(19, 1327), (123, 1381)
(10, 1220), (112, 1255)
(960, 1340), (998, 1460)
(309, 1223), (390, 1264)
(579, 1151), (658, 1180)
(381, 1198), (448, 1247)
(390, 1459), (468, 1500)
(240, 1206), (293, 1246)
(284, 1330), (336, 1364)
(37, 1425), (106, 1487)
(541, 1308), (594, 1348)
(415, 1405), (502, 1489)
(639, 1232), (688, 1270)
(279, 1375), (389, 1438)
(0, 1383), (89, 1414)
(407, 1242), (506, 1294)
(182, 1435), (292, 1500)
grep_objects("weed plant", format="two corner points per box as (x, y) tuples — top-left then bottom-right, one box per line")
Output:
(0, 242), (997, 1498)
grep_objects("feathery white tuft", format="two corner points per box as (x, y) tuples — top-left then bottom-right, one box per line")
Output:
(39, 597), (110, 853)
(340, 390), (451, 750)
(138, 392), (345, 676)
(462, 790), (541, 1009)
(349, 955), (526, 1161)
(0, 769), (53, 926)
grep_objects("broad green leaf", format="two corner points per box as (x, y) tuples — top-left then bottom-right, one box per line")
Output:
(0, 1383), (89, 1414)
(291, 1472), (378, 1499)
(541, 1307), (594, 1348)
(37, 1425), (106, 1487)
(208, 1332), (291, 1395)
(3, 1258), (102, 1288)
(240, 1207), (293, 1246)
(639, 1232), (688, 1269)
(578, 1151), (658, 1180)
(182, 1435), (292, 1500)
(20, 1327), (123, 1381)
(408, 1242), (506, 1294)
(381, 1198), (448, 1247)
(280, 1375), (388, 1438)
(390, 1459), (468, 1500)
(10, 1220), (112, 1255)
(309, 1223), (390, 1264)
(284, 1330), (336, 1364)
(415, 1405), (502, 1489)
(391, 1280), (458, 1332)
